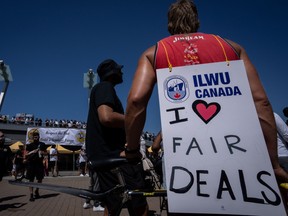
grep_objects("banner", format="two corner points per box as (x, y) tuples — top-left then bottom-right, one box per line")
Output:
(26, 127), (85, 146)
(156, 60), (286, 215)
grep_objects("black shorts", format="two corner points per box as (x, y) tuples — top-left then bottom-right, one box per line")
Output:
(15, 163), (25, 172)
(97, 162), (147, 212)
(49, 161), (57, 167)
(79, 162), (86, 169)
(26, 164), (44, 181)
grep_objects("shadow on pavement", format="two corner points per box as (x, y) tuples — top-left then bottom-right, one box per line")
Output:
(38, 193), (60, 199)
(0, 202), (27, 212)
(0, 194), (26, 203)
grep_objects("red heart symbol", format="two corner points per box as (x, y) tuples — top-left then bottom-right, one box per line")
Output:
(192, 100), (221, 124)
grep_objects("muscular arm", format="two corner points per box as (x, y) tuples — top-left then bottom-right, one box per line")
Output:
(125, 46), (157, 151)
(98, 104), (125, 128)
(228, 40), (288, 181)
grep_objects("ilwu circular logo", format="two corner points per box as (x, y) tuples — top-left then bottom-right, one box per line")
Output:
(163, 75), (189, 103)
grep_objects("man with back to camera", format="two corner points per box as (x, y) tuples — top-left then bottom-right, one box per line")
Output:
(85, 59), (149, 216)
(124, 0), (288, 214)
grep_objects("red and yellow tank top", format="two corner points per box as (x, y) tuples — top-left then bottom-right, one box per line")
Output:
(155, 33), (239, 70)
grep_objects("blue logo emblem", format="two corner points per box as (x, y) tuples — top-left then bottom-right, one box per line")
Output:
(164, 75), (189, 103)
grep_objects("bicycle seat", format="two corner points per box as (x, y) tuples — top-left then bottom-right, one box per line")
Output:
(88, 158), (127, 171)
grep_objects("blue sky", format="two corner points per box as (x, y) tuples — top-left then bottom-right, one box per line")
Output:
(1, 0), (287, 134)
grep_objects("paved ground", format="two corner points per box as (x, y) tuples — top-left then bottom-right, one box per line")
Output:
(0, 172), (168, 216)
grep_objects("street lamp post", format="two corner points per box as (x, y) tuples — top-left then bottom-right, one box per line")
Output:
(0, 60), (13, 112)
(80, 69), (97, 171)
(87, 69), (95, 100)
(83, 69), (97, 106)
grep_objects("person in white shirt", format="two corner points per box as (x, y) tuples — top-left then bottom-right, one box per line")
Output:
(78, 148), (88, 176)
(274, 112), (288, 171)
(49, 144), (58, 177)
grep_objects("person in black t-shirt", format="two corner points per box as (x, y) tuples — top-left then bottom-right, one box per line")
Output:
(86, 59), (126, 161)
(0, 131), (12, 181)
(85, 59), (148, 216)
(24, 131), (47, 201)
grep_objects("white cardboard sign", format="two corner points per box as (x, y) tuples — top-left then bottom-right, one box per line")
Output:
(156, 60), (286, 215)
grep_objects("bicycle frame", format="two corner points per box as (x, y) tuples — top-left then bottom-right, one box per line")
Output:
(9, 157), (167, 215)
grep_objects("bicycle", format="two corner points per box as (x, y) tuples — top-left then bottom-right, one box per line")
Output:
(9, 157), (167, 216)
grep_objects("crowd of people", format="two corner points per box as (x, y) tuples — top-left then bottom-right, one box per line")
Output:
(0, 130), (155, 180)
(1, 0), (288, 215)
(0, 114), (87, 129)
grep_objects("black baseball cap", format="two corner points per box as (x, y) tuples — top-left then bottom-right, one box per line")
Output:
(97, 59), (123, 81)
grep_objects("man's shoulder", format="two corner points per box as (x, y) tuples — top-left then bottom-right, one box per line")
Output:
(95, 81), (113, 89)
(159, 32), (210, 41)
(93, 82), (115, 101)
(91, 82), (113, 96)
(39, 142), (47, 149)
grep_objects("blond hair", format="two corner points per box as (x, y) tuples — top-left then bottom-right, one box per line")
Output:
(168, 0), (200, 35)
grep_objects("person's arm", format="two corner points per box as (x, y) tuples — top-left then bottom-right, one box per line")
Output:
(125, 46), (157, 154)
(151, 131), (163, 158)
(228, 40), (288, 181)
(152, 131), (162, 153)
(98, 104), (125, 128)
(23, 145), (37, 162)
(25, 146), (37, 156)
(23, 145), (27, 163)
